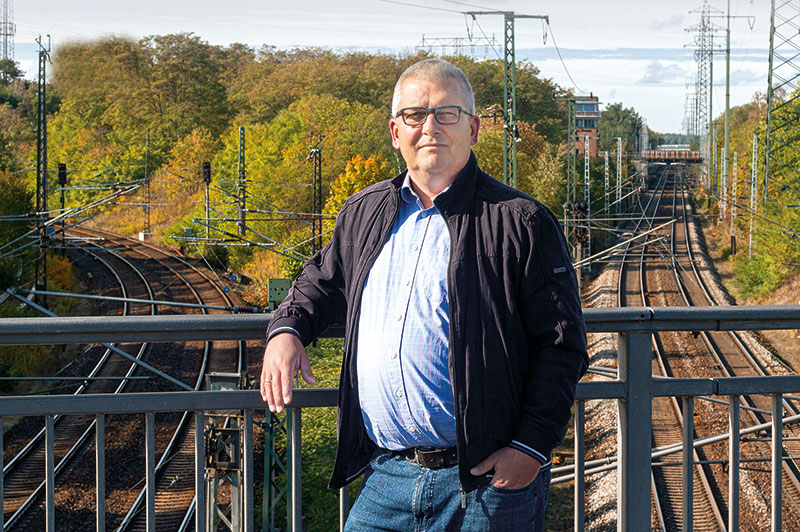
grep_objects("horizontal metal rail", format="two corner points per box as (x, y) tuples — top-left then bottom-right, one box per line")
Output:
(1, 305), (798, 345)
(0, 306), (798, 532)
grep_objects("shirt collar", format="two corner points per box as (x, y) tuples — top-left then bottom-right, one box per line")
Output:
(400, 173), (452, 211)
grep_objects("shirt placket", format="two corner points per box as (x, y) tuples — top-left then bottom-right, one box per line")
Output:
(395, 206), (433, 440)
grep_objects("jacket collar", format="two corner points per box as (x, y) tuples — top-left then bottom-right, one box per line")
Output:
(389, 151), (479, 215)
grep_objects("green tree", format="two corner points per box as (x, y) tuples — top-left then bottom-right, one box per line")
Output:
(0, 58), (22, 84)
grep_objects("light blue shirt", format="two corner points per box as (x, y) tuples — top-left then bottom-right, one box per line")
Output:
(356, 175), (456, 450)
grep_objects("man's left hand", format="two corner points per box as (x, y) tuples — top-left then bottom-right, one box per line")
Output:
(469, 446), (541, 489)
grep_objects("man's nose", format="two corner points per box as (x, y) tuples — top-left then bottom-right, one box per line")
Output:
(421, 111), (440, 134)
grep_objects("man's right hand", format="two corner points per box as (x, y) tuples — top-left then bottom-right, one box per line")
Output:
(260, 332), (316, 413)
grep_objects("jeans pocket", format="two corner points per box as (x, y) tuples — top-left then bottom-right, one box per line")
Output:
(485, 478), (535, 495)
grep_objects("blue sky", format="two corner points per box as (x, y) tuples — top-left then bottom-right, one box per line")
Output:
(9, 0), (772, 133)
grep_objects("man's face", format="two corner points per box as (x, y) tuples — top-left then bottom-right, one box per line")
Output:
(389, 78), (480, 181)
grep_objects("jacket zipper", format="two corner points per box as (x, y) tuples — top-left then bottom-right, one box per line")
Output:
(442, 210), (468, 506)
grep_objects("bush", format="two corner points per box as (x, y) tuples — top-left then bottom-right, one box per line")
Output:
(732, 253), (784, 299)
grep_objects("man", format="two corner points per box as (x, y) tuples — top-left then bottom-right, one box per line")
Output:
(261, 59), (587, 531)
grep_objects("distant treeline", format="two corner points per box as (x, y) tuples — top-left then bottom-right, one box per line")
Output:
(0, 33), (648, 286)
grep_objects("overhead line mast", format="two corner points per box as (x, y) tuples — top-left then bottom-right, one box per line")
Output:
(35, 35), (50, 308)
(463, 11), (548, 190)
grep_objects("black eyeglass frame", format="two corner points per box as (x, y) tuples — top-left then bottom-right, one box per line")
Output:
(394, 105), (475, 126)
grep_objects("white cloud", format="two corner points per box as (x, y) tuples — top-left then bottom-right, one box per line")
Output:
(650, 15), (685, 30)
(638, 61), (683, 84)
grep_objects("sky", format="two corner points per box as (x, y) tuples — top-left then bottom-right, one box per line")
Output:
(8, 0), (772, 134)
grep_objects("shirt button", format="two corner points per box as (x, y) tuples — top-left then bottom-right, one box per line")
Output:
(396, 314), (403, 321)
(390, 352), (398, 359)
(409, 426), (417, 432)
(412, 244), (419, 251)
(405, 280), (411, 287)
(395, 390), (403, 398)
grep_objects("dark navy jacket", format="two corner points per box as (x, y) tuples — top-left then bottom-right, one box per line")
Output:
(267, 152), (588, 493)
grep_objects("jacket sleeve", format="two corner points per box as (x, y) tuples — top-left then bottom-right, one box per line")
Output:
(512, 207), (588, 460)
(266, 203), (351, 346)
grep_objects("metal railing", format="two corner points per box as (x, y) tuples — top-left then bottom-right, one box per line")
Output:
(1, 305), (799, 532)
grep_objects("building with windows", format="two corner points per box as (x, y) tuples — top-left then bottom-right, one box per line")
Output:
(576, 95), (600, 159)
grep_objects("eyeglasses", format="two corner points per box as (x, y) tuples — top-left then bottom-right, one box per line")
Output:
(395, 106), (473, 127)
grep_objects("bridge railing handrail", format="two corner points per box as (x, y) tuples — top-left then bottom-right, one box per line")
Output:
(0, 305), (799, 532)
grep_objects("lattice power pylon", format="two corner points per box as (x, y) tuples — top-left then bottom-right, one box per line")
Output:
(0, 0), (14, 70)
(764, 0), (800, 201)
(687, 2), (724, 187)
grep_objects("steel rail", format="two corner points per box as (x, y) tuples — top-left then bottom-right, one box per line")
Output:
(75, 229), (245, 532)
(674, 169), (800, 526)
(4, 246), (155, 530)
(654, 169), (726, 531)
(615, 163), (670, 531)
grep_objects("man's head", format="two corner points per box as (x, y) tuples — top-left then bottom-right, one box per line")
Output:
(389, 59), (479, 186)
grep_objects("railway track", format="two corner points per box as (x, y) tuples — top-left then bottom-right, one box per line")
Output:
(616, 164), (726, 531)
(614, 163), (800, 530)
(3, 228), (246, 531)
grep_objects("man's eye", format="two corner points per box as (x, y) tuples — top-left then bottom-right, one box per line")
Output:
(437, 111), (458, 121)
(405, 111), (427, 122)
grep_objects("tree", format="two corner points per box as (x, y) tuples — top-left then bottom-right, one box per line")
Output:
(0, 170), (34, 290)
(0, 58), (22, 84)
(598, 103), (640, 153)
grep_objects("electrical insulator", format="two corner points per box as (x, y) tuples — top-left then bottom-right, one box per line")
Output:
(58, 163), (67, 186)
(202, 162), (211, 184)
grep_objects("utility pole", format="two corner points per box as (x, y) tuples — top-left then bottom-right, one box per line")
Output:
(720, 147), (726, 220)
(750, 134), (757, 257)
(583, 135), (591, 267)
(58, 163), (66, 255)
(237, 126), (246, 238)
(730, 151), (737, 255)
(144, 128), (150, 237)
(203, 162), (211, 241)
(616, 138), (622, 217)
(702, 2), (752, 213)
(308, 132), (325, 256)
(724, 0), (730, 219)
(604, 151), (609, 246)
(34, 35), (50, 308)
(465, 11), (548, 189)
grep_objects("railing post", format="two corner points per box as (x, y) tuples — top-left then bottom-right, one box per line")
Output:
(617, 331), (652, 532)
(772, 394), (782, 532)
(244, 409), (255, 532)
(46, 415), (55, 532)
(729, 396), (739, 532)
(146, 412), (156, 532)
(289, 407), (302, 532)
(574, 400), (585, 532)
(195, 411), (206, 532)
(0, 417), (4, 531)
(96, 414), (105, 532)
(682, 396), (693, 531)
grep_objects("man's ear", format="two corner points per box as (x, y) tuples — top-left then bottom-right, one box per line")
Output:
(470, 115), (480, 146)
(390, 118), (401, 150)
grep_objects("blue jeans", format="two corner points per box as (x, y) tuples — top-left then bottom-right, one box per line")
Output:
(344, 451), (551, 532)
